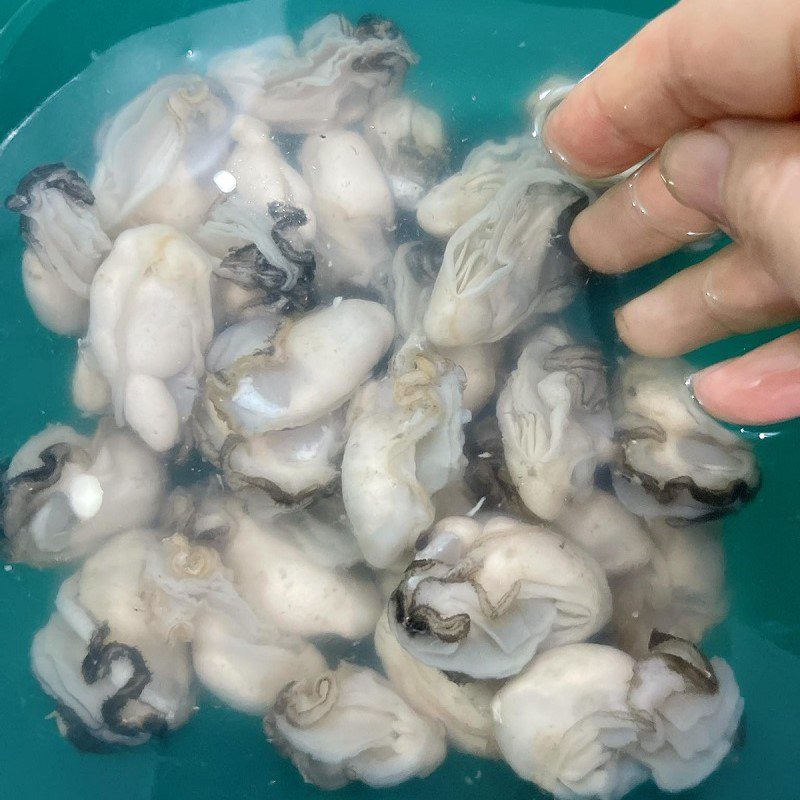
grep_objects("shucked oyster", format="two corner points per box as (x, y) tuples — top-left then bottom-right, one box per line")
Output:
(363, 97), (448, 210)
(194, 317), (347, 505)
(195, 115), (317, 317)
(209, 14), (417, 134)
(493, 643), (648, 799)
(5, 164), (112, 335)
(497, 326), (614, 520)
(201, 300), (394, 437)
(92, 74), (232, 233)
(423, 171), (589, 346)
(374, 613), (499, 758)
(611, 518), (727, 658)
(78, 225), (215, 452)
(390, 240), (501, 413)
(612, 356), (760, 519)
(416, 135), (551, 239)
(389, 515), (612, 679)
(555, 490), (654, 577)
(222, 504), (381, 639)
(342, 336), (467, 568)
(492, 638), (743, 799)
(626, 633), (744, 793)
(142, 530), (327, 715)
(264, 662), (446, 789)
(300, 129), (395, 291)
(31, 530), (194, 749)
(2, 422), (165, 565)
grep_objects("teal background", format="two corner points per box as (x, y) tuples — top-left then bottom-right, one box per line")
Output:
(1, 1), (798, 798)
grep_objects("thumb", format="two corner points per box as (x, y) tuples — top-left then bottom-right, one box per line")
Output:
(660, 119), (800, 301)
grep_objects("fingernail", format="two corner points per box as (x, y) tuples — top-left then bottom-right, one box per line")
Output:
(691, 340), (800, 424)
(660, 130), (730, 222)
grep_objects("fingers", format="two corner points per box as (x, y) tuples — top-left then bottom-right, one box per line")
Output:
(615, 245), (799, 357)
(569, 154), (716, 273)
(545, 0), (800, 177)
(691, 331), (800, 425)
(662, 119), (800, 301)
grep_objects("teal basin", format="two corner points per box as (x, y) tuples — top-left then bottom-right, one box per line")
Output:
(0, 1), (798, 798)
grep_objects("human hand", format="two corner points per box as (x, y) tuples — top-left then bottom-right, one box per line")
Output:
(545, 0), (800, 426)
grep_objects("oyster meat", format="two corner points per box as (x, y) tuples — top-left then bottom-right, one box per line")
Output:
(497, 326), (613, 520)
(31, 530), (194, 749)
(5, 164), (112, 335)
(79, 224), (216, 451)
(3, 422), (165, 565)
(363, 96), (448, 210)
(389, 515), (612, 679)
(209, 14), (417, 134)
(612, 356), (760, 519)
(423, 171), (589, 346)
(342, 336), (467, 568)
(300, 129), (395, 290)
(264, 662), (446, 788)
(92, 74), (232, 233)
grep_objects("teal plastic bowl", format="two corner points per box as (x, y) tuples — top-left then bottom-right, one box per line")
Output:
(1, 1), (798, 798)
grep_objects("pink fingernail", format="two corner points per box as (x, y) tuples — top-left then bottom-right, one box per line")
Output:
(692, 345), (800, 424)
(660, 130), (730, 223)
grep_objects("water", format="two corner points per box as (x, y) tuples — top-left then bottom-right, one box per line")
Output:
(1, 2), (799, 800)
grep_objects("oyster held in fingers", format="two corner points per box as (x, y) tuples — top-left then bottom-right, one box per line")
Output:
(423, 171), (590, 346)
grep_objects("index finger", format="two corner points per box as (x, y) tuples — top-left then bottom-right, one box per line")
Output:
(546, 0), (800, 178)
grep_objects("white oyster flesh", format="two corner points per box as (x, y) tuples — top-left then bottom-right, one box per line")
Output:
(82, 225), (216, 451)
(423, 171), (589, 346)
(195, 116), (317, 316)
(264, 662), (446, 789)
(342, 336), (467, 568)
(192, 606), (327, 714)
(389, 242), (500, 414)
(611, 519), (727, 658)
(208, 14), (417, 134)
(492, 644), (648, 800)
(31, 530), (194, 748)
(223, 507), (381, 639)
(388, 515), (612, 679)
(498, 326), (613, 520)
(555, 490), (654, 577)
(142, 531), (327, 715)
(390, 238), (442, 338)
(363, 96), (448, 210)
(627, 635), (744, 793)
(202, 299), (394, 436)
(374, 612), (499, 757)
(3, 422), (166, 565)
(195, 380), (347, 504)
(300, 129), (395, 291)
(92, 74), (232, 233)
(6, 164), (112, 335)
(416, 135), (552, 239)
(612, 356), (759, 519)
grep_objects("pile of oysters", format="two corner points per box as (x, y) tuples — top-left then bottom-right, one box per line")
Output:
(2, 13), (759, 799)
